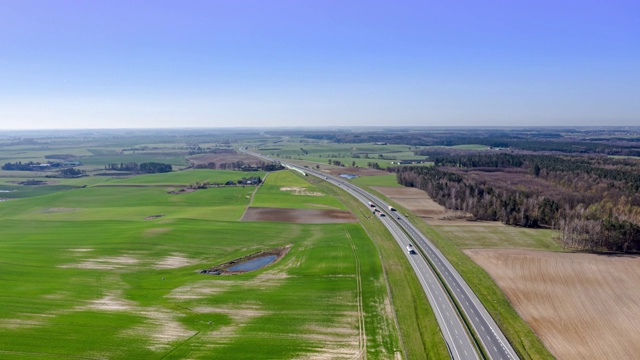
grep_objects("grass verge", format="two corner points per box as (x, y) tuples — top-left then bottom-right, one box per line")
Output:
(312, 175), (449, 359)
(351, 179), (554, 359)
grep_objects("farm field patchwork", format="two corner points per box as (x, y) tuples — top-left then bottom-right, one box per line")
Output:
(371, 185), (470, 224)
(467, 249), (640, 360)
(256, 141), (427, 169)
(0, 169), (400, 359)
(372, 183), (561, 250)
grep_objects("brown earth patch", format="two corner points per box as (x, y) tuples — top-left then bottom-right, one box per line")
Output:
(145, 214), (165, 220)
(127, 307), (195, 352)
(84, 291), (135, 312)
(325, 167), (388, 176)
(59, 255), (140, 270)
(242, 207), (357, 224)
(153, 253), (197, 269)
(201, 247), (290, 275)
(371, 186), (473, 225)
(466, 249), (640, 360)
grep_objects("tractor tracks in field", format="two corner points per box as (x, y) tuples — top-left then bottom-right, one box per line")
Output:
(345, 229), (367, 360)
(240, 172), (269, 219)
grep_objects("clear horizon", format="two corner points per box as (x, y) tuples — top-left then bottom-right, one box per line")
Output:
(1, 1), (638, 129)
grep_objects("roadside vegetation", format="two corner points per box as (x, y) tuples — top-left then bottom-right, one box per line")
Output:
(308, 175), (449, 359)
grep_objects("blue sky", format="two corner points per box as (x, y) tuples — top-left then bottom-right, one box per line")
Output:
(1, 0), (638, 129)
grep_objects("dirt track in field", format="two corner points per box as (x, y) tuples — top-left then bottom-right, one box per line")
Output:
(371, 186), (472, 225)
(466, 249), (640, 360)
(242, 207), (357, 224)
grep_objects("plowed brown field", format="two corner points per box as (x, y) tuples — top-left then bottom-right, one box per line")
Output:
(466, 249), (640, 360)
(371, 186), (471, 225)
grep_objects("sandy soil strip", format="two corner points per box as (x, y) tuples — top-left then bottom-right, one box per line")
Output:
(153, 253), (197, 269)
(280, 187), (325, 196)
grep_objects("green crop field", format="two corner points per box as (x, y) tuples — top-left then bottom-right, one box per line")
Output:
(431, 223), (562, 251)
(0, 167), (401, 359)
(79, 154), (190, 167)
(350, 174), (400, 187)
(256, 141), (428, 169)
(250, 170), (346, 210)
(106, 169), (264, 185)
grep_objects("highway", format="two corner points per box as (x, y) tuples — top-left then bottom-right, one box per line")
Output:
(243, 149), (484, 358)
(242, 148), (520, 359)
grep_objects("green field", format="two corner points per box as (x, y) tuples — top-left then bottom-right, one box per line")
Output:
(250, 170), (346, 210)
(350, 174), (400, 187)
(431, 224), (561, 251)
(0, 130), (559, 359)
(0, 168), (401, 359)
(256, 141), (428, 169)
(106, 169), (264, 185)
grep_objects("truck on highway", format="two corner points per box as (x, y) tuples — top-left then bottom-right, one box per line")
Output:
(406, 245), (416, 254)
(368, 202), (375, 207)
(388, 206), (396, 211)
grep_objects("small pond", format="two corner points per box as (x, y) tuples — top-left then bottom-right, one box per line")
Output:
(339, 174), (358, 179)
(228, 255), (277, 272)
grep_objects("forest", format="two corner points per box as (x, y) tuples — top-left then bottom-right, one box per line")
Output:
(394, 153), (640, 252)
(298, 128), (640, 156)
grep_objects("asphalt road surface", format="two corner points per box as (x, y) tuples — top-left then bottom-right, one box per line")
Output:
(242, 148), (519, 360)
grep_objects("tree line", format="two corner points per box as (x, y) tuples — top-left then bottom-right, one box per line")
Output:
(105, 162), (172, 174)
(394, 154), (640, 252)
(193, 160), (284, 172)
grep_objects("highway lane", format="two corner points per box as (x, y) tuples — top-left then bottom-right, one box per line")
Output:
(301, 165), (519, 360)
(245, 149), (520, 359)
(242, 148), (481, 359)
(345, 182), (479, 359)
(381, 213), (480, 360)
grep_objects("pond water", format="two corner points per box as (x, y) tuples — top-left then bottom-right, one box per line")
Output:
(339, 174), (358, 179)
(0, 190), (14, 193)
(228, 255), (277, 272)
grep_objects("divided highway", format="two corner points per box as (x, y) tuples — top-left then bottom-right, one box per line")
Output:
(242, 148), (519, 360)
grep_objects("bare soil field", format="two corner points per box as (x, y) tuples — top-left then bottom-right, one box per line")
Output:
(371, 186), (472, 225)
(466, 249), (640, 360)
(187, 152), (260, 166)
(242, 207), (357, 223)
